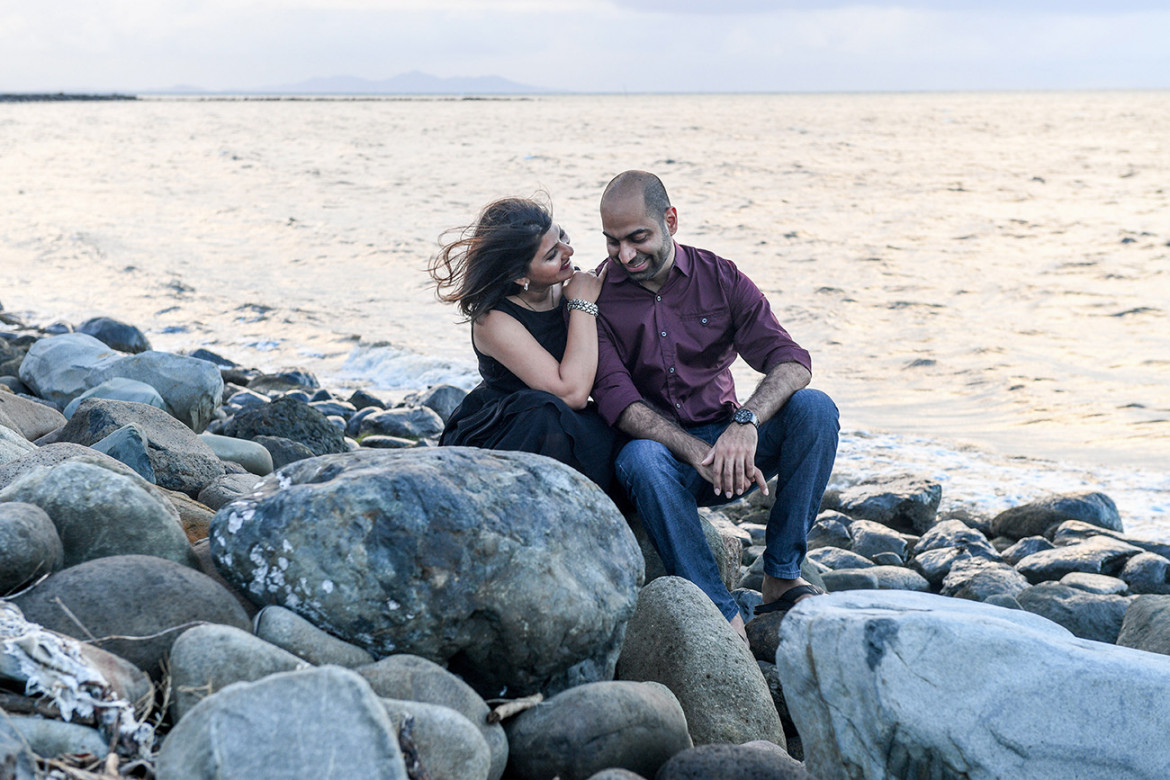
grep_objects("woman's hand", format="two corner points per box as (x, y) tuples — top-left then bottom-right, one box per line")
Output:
(562, 262), (608, 304)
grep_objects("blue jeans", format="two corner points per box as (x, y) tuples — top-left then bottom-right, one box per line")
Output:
(615, 388), (839, 621)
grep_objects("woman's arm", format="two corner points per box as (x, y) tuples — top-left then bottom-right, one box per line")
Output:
(474, 267), (607, 410)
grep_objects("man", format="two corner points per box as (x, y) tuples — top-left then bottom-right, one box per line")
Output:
(592, 170), (839, 640)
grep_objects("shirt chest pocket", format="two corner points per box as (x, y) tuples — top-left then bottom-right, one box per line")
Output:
(676, 307), (733, 363)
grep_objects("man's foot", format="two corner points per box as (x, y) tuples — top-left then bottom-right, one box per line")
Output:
(754, 575), (825, 618)
(761, 575), (817, 605)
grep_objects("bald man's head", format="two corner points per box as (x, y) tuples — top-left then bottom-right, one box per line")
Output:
(602, 170), (672, 229)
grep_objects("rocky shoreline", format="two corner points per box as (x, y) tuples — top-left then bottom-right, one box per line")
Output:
(2, 307), (1170, 779)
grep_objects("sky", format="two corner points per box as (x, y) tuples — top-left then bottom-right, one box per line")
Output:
(2, 0), (1168, 93)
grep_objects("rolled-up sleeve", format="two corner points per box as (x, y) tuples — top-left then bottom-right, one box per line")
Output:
(725, 260), (812, 376)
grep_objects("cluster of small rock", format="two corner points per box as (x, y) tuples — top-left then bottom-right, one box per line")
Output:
(3, 309), (1170, 779)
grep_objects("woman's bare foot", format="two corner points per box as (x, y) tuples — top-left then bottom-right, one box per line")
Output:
(729, 613), (748, 643)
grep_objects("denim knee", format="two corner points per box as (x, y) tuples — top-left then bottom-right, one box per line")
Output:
(615, 438), (675, 485)
(784, 388), (839, 429)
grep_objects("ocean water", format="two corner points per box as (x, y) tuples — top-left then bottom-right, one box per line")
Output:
(1, 92), (1168, 539)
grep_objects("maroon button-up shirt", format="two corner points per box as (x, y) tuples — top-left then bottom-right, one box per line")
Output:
(592, 242), (812, 427)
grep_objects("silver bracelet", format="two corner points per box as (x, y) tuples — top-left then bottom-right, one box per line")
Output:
(566, 298), (599, 316)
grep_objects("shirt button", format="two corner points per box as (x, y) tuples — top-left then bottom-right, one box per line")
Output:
(660, 331), (667, 337)
(675, 403), (681, 408)
(701, 317), (708, 324)
(656, 295), (662, 302)
(669, 367), (675, 373)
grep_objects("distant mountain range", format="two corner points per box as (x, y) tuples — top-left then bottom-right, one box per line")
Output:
(158, 71), (550, 96)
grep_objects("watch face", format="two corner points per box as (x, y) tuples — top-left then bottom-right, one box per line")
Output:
(735, 408), (755, 425)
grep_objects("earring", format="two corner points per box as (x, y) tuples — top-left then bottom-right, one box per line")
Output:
(523, 281), (529, 291)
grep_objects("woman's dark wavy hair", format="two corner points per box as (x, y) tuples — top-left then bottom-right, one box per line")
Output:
(428, 197), (553, 322)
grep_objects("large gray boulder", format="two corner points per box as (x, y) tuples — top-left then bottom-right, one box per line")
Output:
(156, 666), (408, 780)
(991, 492), (1123, 540)
(504, 681), (692, 780)
(12, 554), (251, 678)
(211, 447), (643, 697)
(777, 589), (1170, 780)
(0, 457), (196, 568)
(616, 576), (784, 748)
(0, 502), (63, 593)
(357, 654), (506, 780)
(56, 398), (225, 496)
(87, 350), (224, 432)
(17, 333), (119, 409)
(823, 475), (941, 534)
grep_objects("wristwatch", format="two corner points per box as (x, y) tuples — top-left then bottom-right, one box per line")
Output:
(733, 407), (760, 429)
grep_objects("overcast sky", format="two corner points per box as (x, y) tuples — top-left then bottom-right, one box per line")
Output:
(2, 0), (1168, 93)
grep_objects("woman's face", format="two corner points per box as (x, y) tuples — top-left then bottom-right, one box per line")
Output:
(523, 224), (575, 289)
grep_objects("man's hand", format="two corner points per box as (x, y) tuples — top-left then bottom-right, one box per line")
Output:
(699, 423), (769, 499)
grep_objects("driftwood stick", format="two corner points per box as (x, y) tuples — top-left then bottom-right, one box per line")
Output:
(485, 692), (543, 724)
(0, 690), (76, 720)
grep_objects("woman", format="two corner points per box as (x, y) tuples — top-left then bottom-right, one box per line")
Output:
(428, 197), (619, 489)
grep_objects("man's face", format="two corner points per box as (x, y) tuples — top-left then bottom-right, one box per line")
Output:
(600, 191), (677, 289)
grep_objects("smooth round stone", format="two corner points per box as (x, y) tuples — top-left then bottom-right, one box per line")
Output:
(616, 576), (783, 748)
(62, 377), (166, 419)
(77, 316), (151, 354)
(12, 554), (252, 679)
(168, 623), (309, 722)
(656, 742), (810, 779)
(87, 350), (225, 433)
(1060, 572), (1129, 595)
(253, 606), (375, 667)
(0, 424), (36, 465)
(381, 699), (491, 780)
(252, 434), (316, 469)
(223, 396), (347, 457)
(358, 654), (506, 780)
(156, 666), (407, 780)
(504, 680), (692, 780)
(4, 715), (109, 760)
(199, 432), (274, 476)
(405, 384), (467, 424)
(0, 502), (63, 594)
(0, 457), (195, 568)
(991, 492), (1123, 540)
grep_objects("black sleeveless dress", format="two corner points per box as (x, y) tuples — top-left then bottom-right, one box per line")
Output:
(440, 298), (620, 490)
